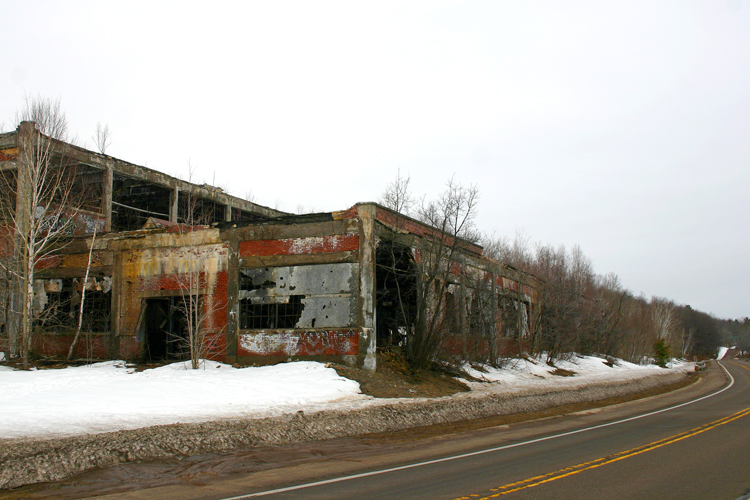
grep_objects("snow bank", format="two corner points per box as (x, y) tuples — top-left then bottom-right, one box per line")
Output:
(0, 360), (363, 439)
(0, 355), (693, 440)
(461, 354), (692, 394)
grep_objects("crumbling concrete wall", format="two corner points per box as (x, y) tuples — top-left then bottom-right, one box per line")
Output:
(238, 329), (359, 358)
(239, 263), (358, 329)
(9, 201), (542, 370)
(231, 216), (366, 367)
(114, 229), (228, 361)
(370, 202), (540, 362)
(9, 233), (116, 360)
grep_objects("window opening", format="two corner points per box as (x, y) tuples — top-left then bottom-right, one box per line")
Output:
(178, 195), (225, 225)
(111, 175), (172, 231)
(239, 295), (304, 329)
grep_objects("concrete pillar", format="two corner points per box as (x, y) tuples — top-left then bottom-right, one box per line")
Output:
(224, 239), (240, 364)
(357, 203), (377, 372)
(14, 122), (34, 242)
(6, 122), (36, 357)
(102, 162), (113, 231)
(170, 187), (179, 222)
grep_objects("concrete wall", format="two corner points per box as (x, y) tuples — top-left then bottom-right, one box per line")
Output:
(112, 229), (228, 361)
(232, 214), (369, 368)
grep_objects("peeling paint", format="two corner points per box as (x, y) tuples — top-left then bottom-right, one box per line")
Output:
(239, 263), (356, 298)
(239, 234), (359, 257)
(239, 331), (300, 356)
(239, 263), (357, 329)
(238, 329), (358, 357)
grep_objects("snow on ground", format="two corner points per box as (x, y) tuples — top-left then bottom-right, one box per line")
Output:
(0, 355), (693, 440)
(461, 354), (693, 395)
(0, 360), (364, 440)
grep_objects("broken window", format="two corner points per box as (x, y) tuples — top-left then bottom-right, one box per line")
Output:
(442, 285), (461, 336)
(239, 263), (357, 330)
(498, 295), (529, 339)
(68, 164), (104, 213)
(0, 272), (11, 337)
(112, 174), (172, 231)
(469, 285), (497, 339)
(0, 169), (16, 221)
(34, 277), (112, 333)
(239, 295), (304, 329)
(178, 194), (225, 225)
(231, 207), (264, 223)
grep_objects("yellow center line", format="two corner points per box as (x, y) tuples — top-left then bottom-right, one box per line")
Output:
(728, 360), (750, 372)
(453, 406), (750, 500)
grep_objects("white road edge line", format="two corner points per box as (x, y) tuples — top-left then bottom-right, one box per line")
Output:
(220, 362), (735, 499)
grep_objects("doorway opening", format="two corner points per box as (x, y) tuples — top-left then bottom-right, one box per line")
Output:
(144, 297), (188, 362)
(375, 240), (418, 348)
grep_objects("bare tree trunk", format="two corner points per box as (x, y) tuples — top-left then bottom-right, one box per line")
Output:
(67, 227), (96, 360)
(2, 97), (85, 368)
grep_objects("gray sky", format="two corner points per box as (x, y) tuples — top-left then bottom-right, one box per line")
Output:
(2, 1), (748, 320)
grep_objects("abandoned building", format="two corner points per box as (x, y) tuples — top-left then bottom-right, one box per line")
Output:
(0, 122), (538, 371)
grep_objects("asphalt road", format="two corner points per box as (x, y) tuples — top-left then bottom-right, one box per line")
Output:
(14, 360), (750, 500)
(212, 360), (750, 500)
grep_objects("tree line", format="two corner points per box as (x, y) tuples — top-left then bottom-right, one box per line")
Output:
(378, 173), (744, 371)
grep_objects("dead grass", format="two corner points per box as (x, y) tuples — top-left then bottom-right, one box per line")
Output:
(330, 350), (470, 398)
(550, 368), (576, 377)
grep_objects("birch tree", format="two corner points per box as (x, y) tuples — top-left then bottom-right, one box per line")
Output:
(0, 96), (83, 368)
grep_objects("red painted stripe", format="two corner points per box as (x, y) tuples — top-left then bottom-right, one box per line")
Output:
(239, 234), (359, 257)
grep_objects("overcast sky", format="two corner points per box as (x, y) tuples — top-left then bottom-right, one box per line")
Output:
(1, 1), (748, 320)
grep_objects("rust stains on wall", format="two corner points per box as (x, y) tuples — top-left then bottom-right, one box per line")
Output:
(0, 147), (19, 162)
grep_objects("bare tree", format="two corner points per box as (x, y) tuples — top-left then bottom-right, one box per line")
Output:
(680, 326), (695, 358)
(0, 96), (88, 368)
(379, 169), (414, 216)
(66, 226), (97, 360)
(93, 122), (111, 154)
(652, 297), (679, 344)
(378, 175), (481, 370)
(244, 190), (257, 204)
(584, 272), (628, 357)
(482, 228), (532, 271)
(171, 164), (226, 368)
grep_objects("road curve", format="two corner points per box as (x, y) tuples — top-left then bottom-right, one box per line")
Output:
(210, 360), (750, 500)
